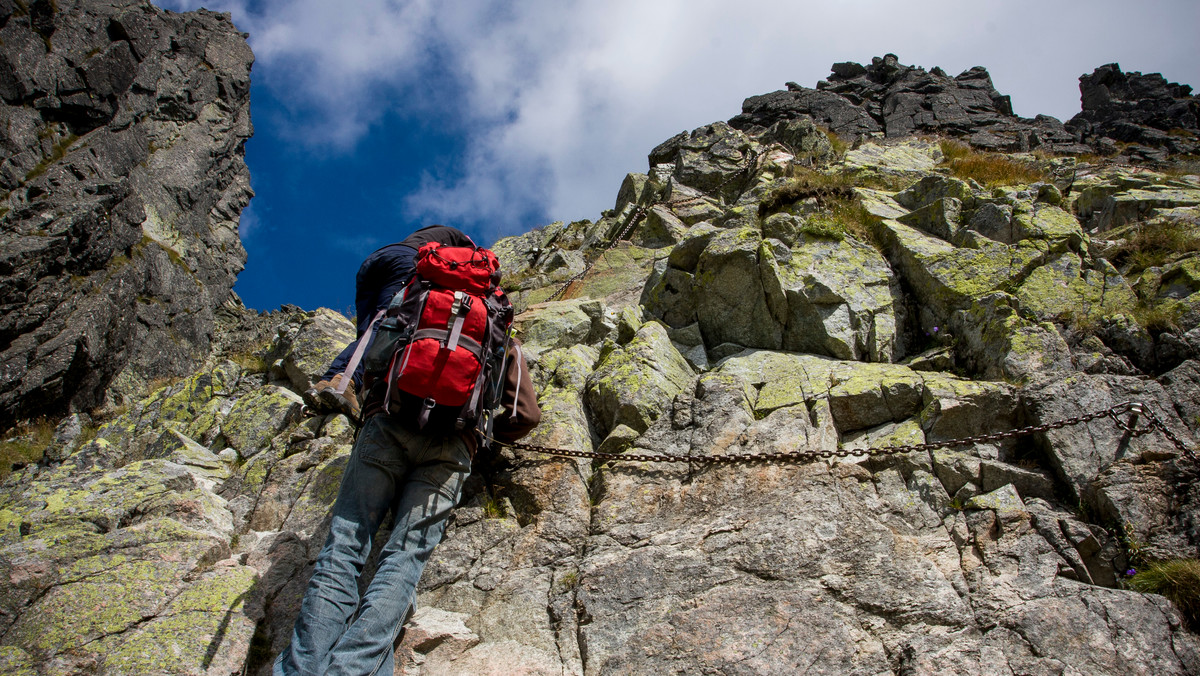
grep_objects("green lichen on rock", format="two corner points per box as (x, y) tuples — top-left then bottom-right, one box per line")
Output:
(772, 232), (899, 361)
(876, 218), (1044, 316)
(219, 386), (303, 459)
(7, 541), (216, 655)
(1014, 204), (1085, 246)
(561, 243), (658, 304)
(949, 293), (1073, 383)
(92, 564), (259, 675)
(715, 350), (839, 414)
(0, 646), (37, 676)
(585, 322), (694, 435)
(826, 362), (925, 432)
(840, 139), (943, 178)
(272, 308), (356, 390)
(1016, 253), (1137, 323)
(693, 227), (783, 349)
(514, 299), (608, 356)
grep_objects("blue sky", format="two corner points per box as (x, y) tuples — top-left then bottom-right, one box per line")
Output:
(158, 0), (1200, 313)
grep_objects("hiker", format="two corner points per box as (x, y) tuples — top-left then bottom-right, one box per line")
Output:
(276, 242), (541, 675)
(306, 224), (478, 419)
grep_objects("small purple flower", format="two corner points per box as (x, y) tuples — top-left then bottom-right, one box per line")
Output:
(932, 326), (939, 333)
(1125, 568), (1137, 576)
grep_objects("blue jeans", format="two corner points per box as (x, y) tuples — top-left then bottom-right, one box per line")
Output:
(274, 414), (471, 676)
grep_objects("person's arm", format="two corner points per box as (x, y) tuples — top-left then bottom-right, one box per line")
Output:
(492, 339), (540, 443)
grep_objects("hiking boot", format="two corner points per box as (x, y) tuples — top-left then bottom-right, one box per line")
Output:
(305, 374), (361, 420)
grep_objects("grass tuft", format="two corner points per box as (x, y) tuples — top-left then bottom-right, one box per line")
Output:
(1, 418), (56, 481)
(1103, 220), (1200, 274)
(823, 128), (848, 159)
(759, 167), (857, 216)
(482, 496), (507, 519)
(1128, 559), (1200, 629)
(938, 139), (1048, 187)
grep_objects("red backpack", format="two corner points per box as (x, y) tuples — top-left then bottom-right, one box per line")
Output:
(362, 242), (515, 434)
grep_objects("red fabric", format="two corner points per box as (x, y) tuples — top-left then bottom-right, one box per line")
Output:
(414, 243), (498, 294)
(394, 286), (489, 407)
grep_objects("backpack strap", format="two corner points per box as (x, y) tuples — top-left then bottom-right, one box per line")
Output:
(382, 281), (433, 414)
(336, 308), (387, 394)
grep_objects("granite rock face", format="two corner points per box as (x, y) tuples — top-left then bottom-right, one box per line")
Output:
(0, 0), (253, 426)
(732, 54), (1200, 160)
(5, 33), (1200, 676)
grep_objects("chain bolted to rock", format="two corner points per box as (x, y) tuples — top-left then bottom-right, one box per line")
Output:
(548, 148), (762, 303)
(490, 401), (1196, 466)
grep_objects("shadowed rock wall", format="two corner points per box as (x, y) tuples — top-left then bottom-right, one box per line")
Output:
(0, 0), (253, 427)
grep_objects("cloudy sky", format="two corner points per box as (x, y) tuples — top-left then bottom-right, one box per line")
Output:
(160, 0), (1199, 313)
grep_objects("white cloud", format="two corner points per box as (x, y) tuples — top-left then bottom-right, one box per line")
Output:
(162, 0), (1200, 241)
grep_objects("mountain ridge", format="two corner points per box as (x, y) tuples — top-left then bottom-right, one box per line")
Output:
(2, 19), (1200, 675)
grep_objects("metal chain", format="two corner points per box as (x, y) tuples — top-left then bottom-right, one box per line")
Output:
(546, 148), (762, 303)
(547, 205), (648, 302)
(491, 401), (1196, 466)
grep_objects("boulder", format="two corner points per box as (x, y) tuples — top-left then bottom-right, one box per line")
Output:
(771, 233), (902, 361)
(268, 309), (355, 391)
(1021, 372), (1195, 502)
(585, 322), (694, 435)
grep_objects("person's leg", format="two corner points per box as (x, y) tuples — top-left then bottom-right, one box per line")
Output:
(325, 423), (471, 676)
(273, 416), (406, 676)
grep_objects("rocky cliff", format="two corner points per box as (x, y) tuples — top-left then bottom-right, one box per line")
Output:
(3, 49), (1200, 675)
(0, 0), (253, 428)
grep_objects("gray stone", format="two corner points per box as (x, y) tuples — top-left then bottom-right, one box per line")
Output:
(979, 459), (1057, 501)
(0, 2), (253, 425)
(585, 322), (694, 435)
(965, 483), (1025, 512)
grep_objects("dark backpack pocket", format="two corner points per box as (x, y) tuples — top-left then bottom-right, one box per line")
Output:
(363, 317), (407, 374)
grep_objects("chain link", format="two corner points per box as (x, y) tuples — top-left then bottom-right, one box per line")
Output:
(546, 148), (762, 303)
(491, 401), (1196, 466)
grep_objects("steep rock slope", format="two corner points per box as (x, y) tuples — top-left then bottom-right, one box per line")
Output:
(4, 50), (1200, 675)
(0, 0), (253, 427)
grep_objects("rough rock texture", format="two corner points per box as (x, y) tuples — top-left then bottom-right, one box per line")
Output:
(1068, 63), (1200, 160)
(731, 54), (1090, 154)
(5, 43), (1200, 675)
(0, 0), (253, 427)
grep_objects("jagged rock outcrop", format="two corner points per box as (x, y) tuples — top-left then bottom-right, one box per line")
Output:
(4, 38), (1200, 676)
(731, 54), (1091, 154)
(1068, 63), (1200, 160)
(0, 0), (253, 427)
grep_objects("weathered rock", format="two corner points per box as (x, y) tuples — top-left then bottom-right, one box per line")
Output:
(949, 292), (1074, 382)
(1073, 170), (1200, 232)
(585, 322), (694, 435)
(514, 299), (610, 357)
(268, 309), (356, 391)
(1021, 372), (1195, 503)
(771, 232), (902, 361)
(220, 385), (304, 459)
(0, 455), (255, 672)
(649, 122), (760, 202)
(1068, 63), (1200, 155)
(8, 38), (1200, 676)
(0, 1), (254, 425)
(732, 55), (1088, 153)
(692, 227), (783, 349)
